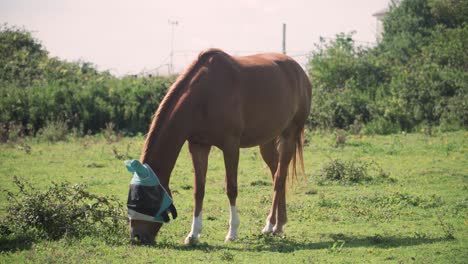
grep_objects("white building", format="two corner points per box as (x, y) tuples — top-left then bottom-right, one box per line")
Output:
(373, 0), (400, 43)
(372, 7), (388, 43)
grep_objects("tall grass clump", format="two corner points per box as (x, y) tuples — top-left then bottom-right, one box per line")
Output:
(38, 120), (69, 142)
(318, 158), (391, 184)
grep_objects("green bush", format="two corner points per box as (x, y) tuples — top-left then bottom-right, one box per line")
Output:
(0, 25), (175, 136)
(2, 2), (467, 137)
(0, 122), (24, 143)
(38, 120), (69, 142)
(307, 0), (467, 133)
(364, 117), (401, 135)
(0, 177), (127, 244)
(319, 158), (390, 184)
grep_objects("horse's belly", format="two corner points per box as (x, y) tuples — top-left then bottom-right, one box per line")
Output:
(239, 109), (294, 147)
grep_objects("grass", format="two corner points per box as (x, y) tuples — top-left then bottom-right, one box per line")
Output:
(0, 131), (467, 263)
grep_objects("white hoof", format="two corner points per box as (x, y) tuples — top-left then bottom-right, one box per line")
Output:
(225, 232), (238, 243)
(184, 235), (199, 245)
(262, 222), (274, 234)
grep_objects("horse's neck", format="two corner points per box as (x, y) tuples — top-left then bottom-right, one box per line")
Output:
(140, 104), (191, 188)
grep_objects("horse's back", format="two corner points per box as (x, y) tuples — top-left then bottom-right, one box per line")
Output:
(189, 50), (311, 148)
(233, 53), (311, 146)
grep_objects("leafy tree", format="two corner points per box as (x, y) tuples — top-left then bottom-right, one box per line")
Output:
(0, 25), (175, 137)
(308, 0), (467, 132)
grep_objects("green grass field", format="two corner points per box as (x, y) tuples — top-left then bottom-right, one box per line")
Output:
(0, 131), (467, 263)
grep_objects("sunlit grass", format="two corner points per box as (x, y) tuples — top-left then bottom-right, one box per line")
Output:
(0, 131), (466, 263)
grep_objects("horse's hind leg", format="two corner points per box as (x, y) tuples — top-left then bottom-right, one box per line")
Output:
(259, 140), (279, 233)
(260, 140), (279, 180)
(185, 142), (211, 245)
(264, 129), (297, 234)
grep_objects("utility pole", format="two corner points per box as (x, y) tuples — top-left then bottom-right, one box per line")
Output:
(168, 20), (179, 75)
(282, 23), (286, 55)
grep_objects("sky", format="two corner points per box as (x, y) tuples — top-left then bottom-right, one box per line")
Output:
(1, 0), (390, 75)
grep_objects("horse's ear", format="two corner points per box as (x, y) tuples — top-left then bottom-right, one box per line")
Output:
(125, 160), (150, 179)
(125, 160), (137, 173)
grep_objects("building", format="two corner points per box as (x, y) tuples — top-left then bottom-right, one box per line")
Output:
(372, 7), (388, 43)
(373, 0), (400, 43)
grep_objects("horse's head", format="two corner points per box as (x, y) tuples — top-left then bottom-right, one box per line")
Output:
(129, 220), (162, 245)
(125, 160), (177, 245)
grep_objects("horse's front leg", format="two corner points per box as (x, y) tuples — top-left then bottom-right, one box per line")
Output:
(223, 141), (240, 242)
(185, 142), (211, 245)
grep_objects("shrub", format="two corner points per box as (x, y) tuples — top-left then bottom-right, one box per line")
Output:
(363, 117), (401, 135)
(0, 25), (176, 136)
(38, 120), (69, 142)
(0, 122), (24, 143)
(334, 129), (347, 147)
(319, 158), (390, 184)
(0, 177), (127, 245)
(307, 0), (467, 133)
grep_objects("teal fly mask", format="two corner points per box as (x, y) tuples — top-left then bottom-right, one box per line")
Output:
(125, 160), (177, 223)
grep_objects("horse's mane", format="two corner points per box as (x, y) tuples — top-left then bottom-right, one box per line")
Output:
(141, 48), (231, 161)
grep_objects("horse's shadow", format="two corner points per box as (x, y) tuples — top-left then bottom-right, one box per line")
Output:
(0, 233), (450, 253)
(155, 233), (450, 253)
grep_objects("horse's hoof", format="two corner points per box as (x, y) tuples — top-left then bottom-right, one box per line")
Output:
(262, 222), (274, 234)
(224, 234), (238, 243)
(272, 226), (284, 236)
(184, 235), (199, 246)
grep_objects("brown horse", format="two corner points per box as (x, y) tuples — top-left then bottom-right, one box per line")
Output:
(130, 48), (311, 245)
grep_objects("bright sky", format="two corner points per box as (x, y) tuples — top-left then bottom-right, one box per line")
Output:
(1, 0), (389, 75)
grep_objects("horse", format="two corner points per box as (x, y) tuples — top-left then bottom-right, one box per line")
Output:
(129, 48), (312, 245)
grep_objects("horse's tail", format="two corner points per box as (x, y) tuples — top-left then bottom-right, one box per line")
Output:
(290, 127), (306, 188)
(289, 70), (311, 188)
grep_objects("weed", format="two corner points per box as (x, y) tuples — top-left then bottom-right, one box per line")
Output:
(422, 126), (434, 137)
(352, 192), (444, 209)
(349, 116), (363, 135)
(259, 195), (270, 204)
(387, 136), (402, 155)
(250, 180), (271, 187)
(436, 213), (456, 240)
(39, 120), (68, 142)
(111, 144), (131, 160)
(85, 163), (105, 168)
(334, 129), (347, 148)
(18, 142), (32, 154)
(443, 142), (457, 156)
(305, 188), (318, 195)
(452, 199), (468, 215)
(318, 158), (392, 184)
(180, 184), (192, 190)
(328, 240), (345, 254)
(320, 159), (368, 184)
(219, 250), (234, 261)
(414, 232), (428, 239)
(0, 122), (24, 143)
(102, 122), (121, 143)
(318, 194), (341, 208)
(250, 151), (258, 160)
(207, 216), (217, 221)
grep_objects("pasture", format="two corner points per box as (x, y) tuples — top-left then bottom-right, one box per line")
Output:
(0, 131), (467, 263)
